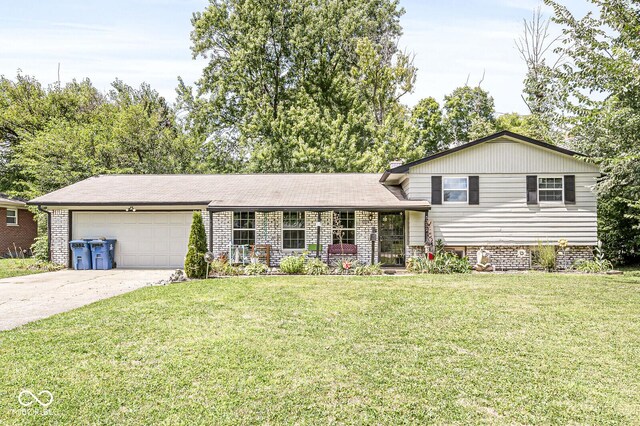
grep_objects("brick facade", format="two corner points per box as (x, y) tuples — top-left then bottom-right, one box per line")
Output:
(465, 245), (594, 271)
(205, 210), (380, 266)
(51, 210), (69, 265)
(0, 207), (37, 256)
(47, 207), (594, 270)
(210, 211), (232, 257)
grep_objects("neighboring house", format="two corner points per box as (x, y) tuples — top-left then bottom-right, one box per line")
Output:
(0, 193), (38, 257)
(28, 131), (600, 269)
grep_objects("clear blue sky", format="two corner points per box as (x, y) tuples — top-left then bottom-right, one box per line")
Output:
(0, 0), (589, 114)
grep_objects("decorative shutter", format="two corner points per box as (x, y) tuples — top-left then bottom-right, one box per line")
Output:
(431, 176), (442, 205)
(526, 175), (538, 204)
(564, 175), (576, 204)
(469, 176), (479, 205)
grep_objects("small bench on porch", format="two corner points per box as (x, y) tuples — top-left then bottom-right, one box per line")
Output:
(326, 243), (358, 264)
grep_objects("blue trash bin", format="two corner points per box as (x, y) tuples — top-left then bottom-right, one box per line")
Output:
(89, 239), (116, 270)
(69, 240), (92, 270)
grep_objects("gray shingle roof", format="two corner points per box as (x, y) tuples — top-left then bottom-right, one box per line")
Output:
(0, 193), (27, 207)
(28, 174), (429, 211)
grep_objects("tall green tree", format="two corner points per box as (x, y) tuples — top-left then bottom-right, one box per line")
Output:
(178, 0), (416, 173)
(443, 85), (496, 144)
(0, 75), (103, 193)
(2, 75), (196, 198)
(409, 97), (447, 157)
(546, 0), (640, 264)
(494, 113), (549, 141)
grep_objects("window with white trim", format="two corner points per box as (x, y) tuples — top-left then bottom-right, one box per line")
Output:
(333, 211), (356, 245)
(443, 177), (468, 202)
(538, 177), (563, 202)
(232, 211), (255, 245)
(6, 209), (17, 226)
(283, 211), (305, 250)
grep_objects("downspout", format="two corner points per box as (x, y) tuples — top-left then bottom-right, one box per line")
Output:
(37, 205), (52, 262)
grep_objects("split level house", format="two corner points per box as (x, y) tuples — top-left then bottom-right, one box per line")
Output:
(29, 131), (600, 270)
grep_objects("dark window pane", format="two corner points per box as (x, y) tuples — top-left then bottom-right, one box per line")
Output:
(443, 190), (468, 202)
(283, 211), (305, 229)
(539, 190), (563, 202)
(233, 211), (255, 229)
(283, 229), (305, 249)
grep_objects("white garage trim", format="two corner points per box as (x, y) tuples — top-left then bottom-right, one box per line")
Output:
(72, 211), (193, 268)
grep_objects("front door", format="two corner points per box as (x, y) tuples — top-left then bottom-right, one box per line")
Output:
(379, 212), (405, 266)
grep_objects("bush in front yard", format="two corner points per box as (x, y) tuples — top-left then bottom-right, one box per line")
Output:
(354, 263), (383, 276)
(279, 255), (306, 274)
(304, 258), (329, 275)
(534, 241), (557, 271)
(31, 235), (49, 262)
(407, 253), (471, 274)
(184, 211), (208, 278)
(244, 262), (269, 275)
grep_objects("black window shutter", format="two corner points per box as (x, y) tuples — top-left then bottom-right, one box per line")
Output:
(431, 176), (442, 205)
(469, 176), (479, 205)
(564, 175), (576, 204)
(526, 175), (538, 204)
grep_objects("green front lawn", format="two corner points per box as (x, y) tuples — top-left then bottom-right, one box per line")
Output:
(1, 273), (639, 424)
(0, 258), (41, 279)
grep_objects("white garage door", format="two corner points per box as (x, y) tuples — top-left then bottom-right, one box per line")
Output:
(72, 212), (193, 268)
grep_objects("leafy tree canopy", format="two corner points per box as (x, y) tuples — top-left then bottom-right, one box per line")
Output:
(1, 74), (195, 198)
(545, 0), (640, 263)
(178, 0), (416, 173)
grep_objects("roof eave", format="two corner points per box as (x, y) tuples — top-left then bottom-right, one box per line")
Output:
(27, 201), (212, 207)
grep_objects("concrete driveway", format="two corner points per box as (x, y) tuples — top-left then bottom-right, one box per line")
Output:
(0, 269), (173, 330)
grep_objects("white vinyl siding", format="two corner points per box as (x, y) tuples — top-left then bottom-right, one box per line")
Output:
(406, 174), (598, 246)
(399, 137), (599, 247)
(409, 137), (600, 175)
(407, 211), (425, 245)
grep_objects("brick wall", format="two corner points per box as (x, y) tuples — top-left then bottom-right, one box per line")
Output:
(466, 245), (594, 271)
(51, 210), (69, 265)
(201, 210), (210, 250)
(466, 246), (532, 270)
(210, 211), (232, 257)
(255, 211), (284, 264)
(355, 211), (378, 264)
(0, 208), (37, 256)
(305, 211), (333, 262)
(206, 210), (380, 266)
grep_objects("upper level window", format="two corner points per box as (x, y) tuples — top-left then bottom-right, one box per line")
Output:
(283, 211), (305, 250)
(333, 211), (355, 245)
(6, 209), (17, 226)
(233, 211), (255, 245)
(539, 177), (563, 202)
(443, 177), (468, 202)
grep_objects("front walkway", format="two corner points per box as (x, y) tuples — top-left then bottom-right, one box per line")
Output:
(0, 269), (172, 330)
